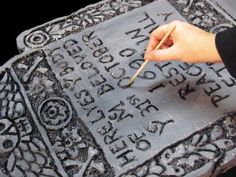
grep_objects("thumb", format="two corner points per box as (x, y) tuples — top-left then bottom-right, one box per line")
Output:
(145, 46), (178, 62)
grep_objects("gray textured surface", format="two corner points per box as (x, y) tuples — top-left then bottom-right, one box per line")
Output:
(16, 0), (236, 52)
(1, 0), (236, 177)
(214, 0), (236, 19)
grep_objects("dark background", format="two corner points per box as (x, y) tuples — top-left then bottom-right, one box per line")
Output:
(0, 1), (235, 177)
(0, 1), (101, 65)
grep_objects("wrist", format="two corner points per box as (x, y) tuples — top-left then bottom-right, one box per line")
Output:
(207, 33), (222, 63)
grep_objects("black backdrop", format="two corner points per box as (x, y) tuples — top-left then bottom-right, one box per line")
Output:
(0, 1), (101, 64)
(0, 1), (235, 176)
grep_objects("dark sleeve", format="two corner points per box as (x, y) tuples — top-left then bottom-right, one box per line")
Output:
(215, 27), (236, 78)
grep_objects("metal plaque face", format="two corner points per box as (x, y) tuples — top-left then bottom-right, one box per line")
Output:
(1, 0), (236, 177)
(212, 0), (236, 19)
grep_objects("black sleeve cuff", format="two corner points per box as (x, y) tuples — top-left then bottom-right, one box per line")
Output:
(215, 27), (236, 78)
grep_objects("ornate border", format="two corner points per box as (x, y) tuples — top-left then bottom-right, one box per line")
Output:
(17, 0), (154, 51)
(121, 112), (236, 177)
(0, 50), (115, 177)
(12, 1), (236, 176)
(16, 0), (236, 52)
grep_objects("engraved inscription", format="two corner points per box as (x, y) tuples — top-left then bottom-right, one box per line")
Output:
(42, 2), (187, 175)
(34, 1), (236, 176)
(3, 0), (236, 176)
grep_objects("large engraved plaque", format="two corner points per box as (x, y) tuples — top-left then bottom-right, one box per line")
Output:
(1, 0), (236, 177)
(42, 1), (188, 175)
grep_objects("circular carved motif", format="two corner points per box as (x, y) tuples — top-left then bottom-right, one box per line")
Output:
(25, 30), (50, 48)
(0, 118), (20, 154)
(38, 97), (72, 130)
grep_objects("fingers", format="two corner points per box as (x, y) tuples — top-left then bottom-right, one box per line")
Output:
(164, 38), (173, 46)
(145, 23), (176, 60)
(145, 46), (179, 62)
(145, 20), (185, 62)
(145, 24), (170, 54)
(160, 44), (171, 49)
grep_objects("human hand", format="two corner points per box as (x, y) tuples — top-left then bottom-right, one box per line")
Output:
(145, 20), (222, 63)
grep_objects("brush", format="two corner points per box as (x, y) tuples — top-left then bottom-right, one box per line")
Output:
(128, 25), (176, 86)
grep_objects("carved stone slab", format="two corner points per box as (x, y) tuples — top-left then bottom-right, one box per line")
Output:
(16, 0), (236, 52)
(212, 0), (236, 19)
(1, 0), (236, 177)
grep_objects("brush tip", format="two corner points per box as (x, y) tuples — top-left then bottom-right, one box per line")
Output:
(128, 79), (134, 86)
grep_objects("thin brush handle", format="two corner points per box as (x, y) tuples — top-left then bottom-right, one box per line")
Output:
(129, 25), (176, 84)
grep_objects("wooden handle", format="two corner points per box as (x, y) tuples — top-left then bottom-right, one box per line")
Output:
(129, 25), (176, 85)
